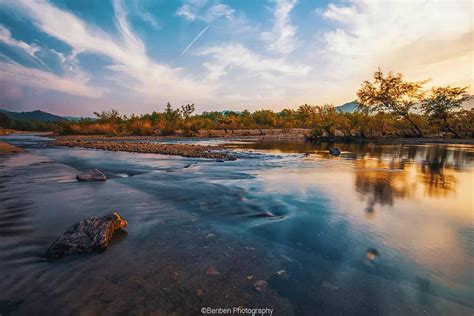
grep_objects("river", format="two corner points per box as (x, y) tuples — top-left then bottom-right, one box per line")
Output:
(0, 135), (472, 315)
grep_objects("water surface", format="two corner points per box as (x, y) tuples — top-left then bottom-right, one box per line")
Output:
(0, 135), (472, 315)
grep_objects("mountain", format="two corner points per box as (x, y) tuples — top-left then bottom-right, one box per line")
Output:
(63, 116), (96, 121)
(0, 109), (67, 122)
(335, 101), (358, 113)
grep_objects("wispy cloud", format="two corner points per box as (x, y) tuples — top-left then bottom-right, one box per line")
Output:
(0, 25), (39, 57)
(177, 2), (235, 23)
(0, 23), (100, 98)
(318, 0), (473, 91)
(7, 0), (213, 102)
(262, 0), (298, 54)
(180, 25), (210, 56)
(133, 1), (160, 30)
(198, 43), (310, 80)
(0, 59), (103, 98)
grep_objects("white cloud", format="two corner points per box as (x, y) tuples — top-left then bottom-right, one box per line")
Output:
(0, 25), (39, 57)
(176, 4), (196, 21)
(198, 43), (310, 80)
(8, 0), (213, 103)
(0, 60), (103, 98)
(133, 1), (160, 30)
(0, 24), (101, 98)
(176, 1), (235, 23)
(318, 0), (473, 95)
(262, 0), (298, 54)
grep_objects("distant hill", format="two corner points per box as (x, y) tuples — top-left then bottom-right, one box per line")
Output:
(63, 116), (96, 122)
(335, 101), (358, 113)
(0, 109), (66, 122)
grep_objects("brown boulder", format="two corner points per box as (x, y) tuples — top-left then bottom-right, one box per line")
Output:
(46, 212), (127, 261)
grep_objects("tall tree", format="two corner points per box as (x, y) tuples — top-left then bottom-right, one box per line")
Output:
(357, 69), (426, 137)
(421, 86), (471, 138)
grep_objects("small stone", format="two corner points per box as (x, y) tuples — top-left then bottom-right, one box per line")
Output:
(276, 270), (286, 276)
(196, 289), (204, 296)
(205, 233), (216, 239)
(328, 147), (341, 156)
(366, 248), (380, 261)
(321, 280), (339, 290)
(206, 266), (220, 275)
(254, 279), (267, 291)
(246, 275), (254, 280)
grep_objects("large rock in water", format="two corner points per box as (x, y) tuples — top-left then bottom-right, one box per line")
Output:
(76, 169), (107, 181)
(46, 212), (128, 261)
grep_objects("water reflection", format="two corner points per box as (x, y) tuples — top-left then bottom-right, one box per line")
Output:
(0, 136), (473, 315)
(420, 146), (458, 197)
(354, 159), (412, 217)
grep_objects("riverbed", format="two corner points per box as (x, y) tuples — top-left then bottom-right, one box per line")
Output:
(0, 134), (472, 315)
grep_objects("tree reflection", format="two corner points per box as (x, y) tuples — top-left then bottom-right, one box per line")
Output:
(355, 159), (411, 217)
(420, 146), (458, 197)
(353, 145), (468, 216)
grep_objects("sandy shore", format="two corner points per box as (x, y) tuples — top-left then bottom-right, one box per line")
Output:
(49, 140), (236, 160)
(0, 141), (24, 154)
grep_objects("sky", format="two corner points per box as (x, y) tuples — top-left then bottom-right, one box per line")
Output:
(0, 0), (472, 116)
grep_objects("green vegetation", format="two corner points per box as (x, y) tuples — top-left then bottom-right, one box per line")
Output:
(2, 69), (472, 139)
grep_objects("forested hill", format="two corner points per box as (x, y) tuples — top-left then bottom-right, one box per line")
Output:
(0, 109), (66, 122)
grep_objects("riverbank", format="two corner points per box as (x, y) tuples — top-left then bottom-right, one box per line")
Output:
(307, 136), (474, 145)
(0, 141), (24, 154)
(49, 140), (236, 160)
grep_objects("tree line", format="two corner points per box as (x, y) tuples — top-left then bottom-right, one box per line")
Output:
(1, 69), (472, 138)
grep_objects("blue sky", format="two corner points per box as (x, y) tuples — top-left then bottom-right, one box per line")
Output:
(0, 0), (472, 116)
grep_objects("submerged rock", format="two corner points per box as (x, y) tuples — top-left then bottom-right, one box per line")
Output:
(254, 279), (268, 291)
(46, 212), (128, 261)
(206, 266), (220, 275)
(76, 169), (107, 182)
(328, 147), (341, 156)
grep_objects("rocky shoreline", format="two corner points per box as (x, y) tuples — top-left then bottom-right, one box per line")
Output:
(49, 139), (236, 160)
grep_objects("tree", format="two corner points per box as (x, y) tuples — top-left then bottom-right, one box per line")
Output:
(180, 103), (195, 121)
(162, 102), (181, 135)
(93, 109), (122, 124)
(357, 69), (426, 137)
(421, 86), (471, 138)
(0, 112), (11, 128)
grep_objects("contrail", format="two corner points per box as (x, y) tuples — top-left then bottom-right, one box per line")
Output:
(179, 25), (210, 56)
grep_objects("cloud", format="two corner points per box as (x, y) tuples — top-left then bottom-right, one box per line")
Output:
(133, 1), (160, 30)
(0, 60), (103, 98)
(197, 43), (310, 81)
(196, 43), (312, 107)
(176, 4), (196, 21)
(7, 0), (213, 103)
(0, 24), (39, 57)
(318, 0), (473, 90)
(262, 0), (298, 54)
(0, 23), (101, 98)
(176, 1), (235, 23)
